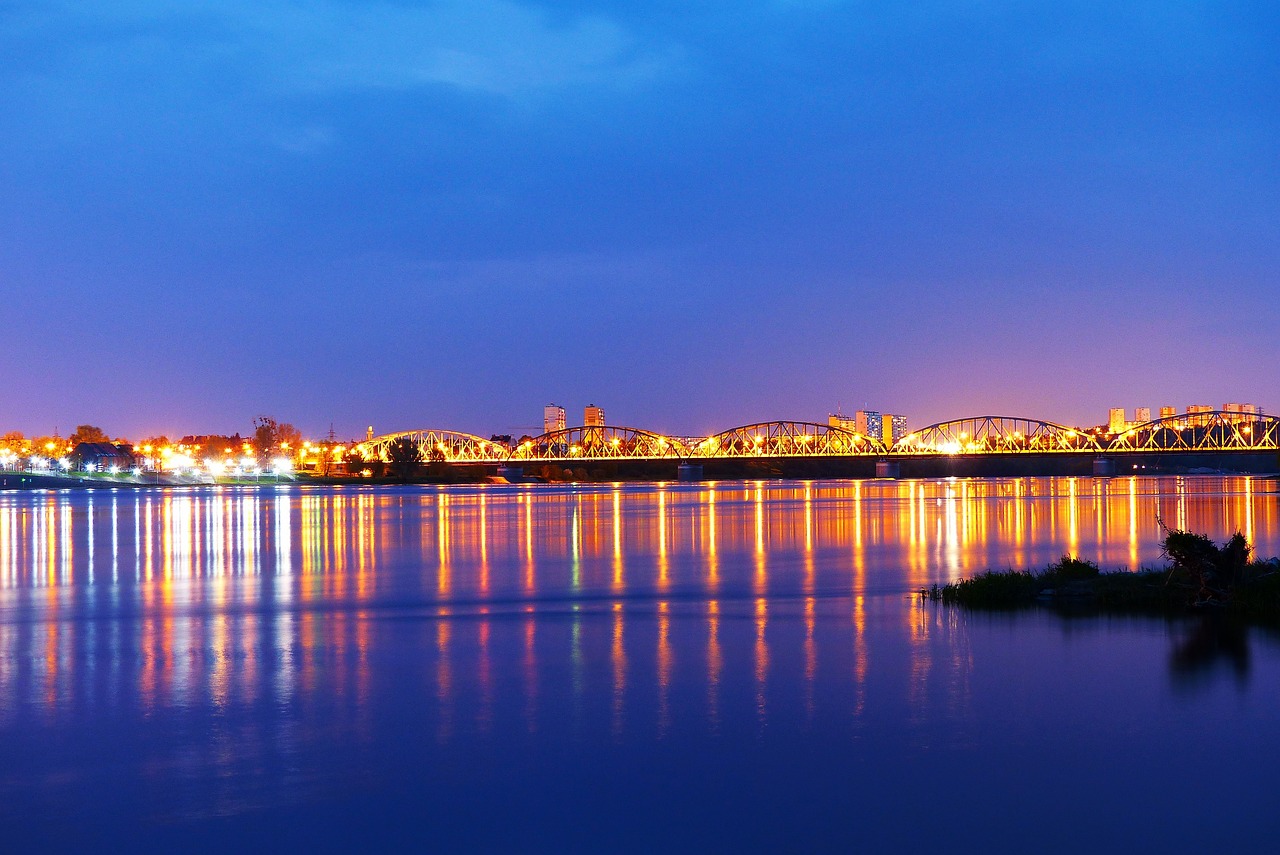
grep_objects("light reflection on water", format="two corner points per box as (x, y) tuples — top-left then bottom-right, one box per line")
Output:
(1, 476), (1276, 602)
(0, 476), (1278, 850)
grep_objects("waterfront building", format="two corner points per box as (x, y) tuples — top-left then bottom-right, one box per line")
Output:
(69, 442), (138, 472)
(543, 404), (566, 434)
(1108, 408), (1127, 433)
(1135, 407), (1151, 424)
(584, 404), (605, 427)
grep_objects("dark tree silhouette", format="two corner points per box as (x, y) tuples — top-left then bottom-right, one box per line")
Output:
(70, 424), (109, 445)
(386, 436), (423, 481)
(253, 417), (302, 455)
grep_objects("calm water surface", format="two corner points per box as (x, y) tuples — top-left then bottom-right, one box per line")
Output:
(1, 476), (1278, 852)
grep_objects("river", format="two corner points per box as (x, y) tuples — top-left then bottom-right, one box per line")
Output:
(0, 476), (1277, 851)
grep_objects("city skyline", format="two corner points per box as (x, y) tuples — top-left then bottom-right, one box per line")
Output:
(1, 398), (1271, 452)
(3, 3), (1277, 439)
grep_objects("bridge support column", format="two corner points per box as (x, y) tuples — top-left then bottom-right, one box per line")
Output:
(1092, 457), (1116, 477)
(497, 465), (523, 482)
(875, 459), (900, 478)
(677, 462), (703, 482)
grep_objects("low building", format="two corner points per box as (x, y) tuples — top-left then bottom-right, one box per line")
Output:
(1223, 403), (1262, 423)
(828, 413), (856, 431)
(1186, 404), (1214, 426)
(70, 442), (138, 472)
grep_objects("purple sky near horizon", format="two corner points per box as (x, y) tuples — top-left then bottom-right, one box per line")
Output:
(1, 1), (1276, 441)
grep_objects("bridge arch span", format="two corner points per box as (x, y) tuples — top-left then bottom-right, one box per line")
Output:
(356, 429), (508, 463)
(892, 416), (1102, 454)
(1107, 411), (1280, 452)
(506, 425), (686, 461)
(694, 421), (887, 457)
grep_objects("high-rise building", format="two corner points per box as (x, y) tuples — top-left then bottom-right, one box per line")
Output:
(1134, 407), (1151, 424)
(543, 404), (566, 434)
(882, 413), (908, 447)
(1159, 406), (1176, 420)
(854, 410), (882, 440)
(1108, 408), (1127, 433)
(584, 404), (605, 427)
(830, 409), (903, 445)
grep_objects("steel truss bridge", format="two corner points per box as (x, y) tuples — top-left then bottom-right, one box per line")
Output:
(352, 412), (1280, 466)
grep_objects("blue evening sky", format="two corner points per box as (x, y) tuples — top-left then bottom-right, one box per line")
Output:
(1, 1), (1276, 439)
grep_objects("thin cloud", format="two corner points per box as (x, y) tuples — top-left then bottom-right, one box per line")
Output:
(3, 1), (682, 98)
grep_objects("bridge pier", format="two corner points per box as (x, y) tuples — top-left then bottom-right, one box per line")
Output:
(497, 465), (524, 482)
(677, 462), (703, 482)
(875, 459), (900, 478)
(1092, 457), (1116, 477)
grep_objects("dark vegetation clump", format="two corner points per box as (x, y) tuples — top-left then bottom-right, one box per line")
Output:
(927, 555), (1104, 608)
(925, 530), (1280, 620)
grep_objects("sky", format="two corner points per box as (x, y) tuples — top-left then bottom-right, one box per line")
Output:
(1, 1), (1277, 440)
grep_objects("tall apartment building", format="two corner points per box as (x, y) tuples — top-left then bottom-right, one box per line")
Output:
(1108, 408), (1127, 433)
(584, 404), (605, 427)
(829, 409), (905, 445)
(1134, 407), (1152, 424)
(1159, 406), (1176, 420)
(854, 410), (882, 439)
(543, 404), (566, 434)
(881, 413), (908, 446)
